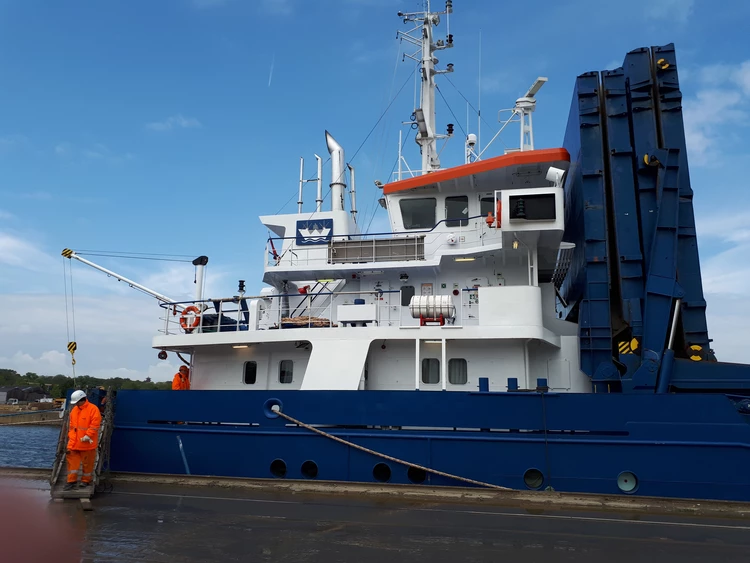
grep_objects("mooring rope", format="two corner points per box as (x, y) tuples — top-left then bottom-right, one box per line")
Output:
(274, 409), (513, 491)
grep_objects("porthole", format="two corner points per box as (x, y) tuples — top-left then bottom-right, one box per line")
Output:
(407, 467), (427, 484)
(270, 459), (286, 478)
(523, 468), (544, 490)
(301, 460), (318, 479)
(373, 463), (391, 483)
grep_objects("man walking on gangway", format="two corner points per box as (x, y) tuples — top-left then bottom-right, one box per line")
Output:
(63, 390), (102, 491)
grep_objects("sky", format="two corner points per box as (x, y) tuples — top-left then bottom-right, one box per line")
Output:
(1, 0), (749, 381)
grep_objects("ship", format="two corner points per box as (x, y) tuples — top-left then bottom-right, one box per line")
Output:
(62, 1), (750, 502)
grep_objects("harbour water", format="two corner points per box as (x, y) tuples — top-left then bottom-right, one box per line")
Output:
(0, 425), (59, 468)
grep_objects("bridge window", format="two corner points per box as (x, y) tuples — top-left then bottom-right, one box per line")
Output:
(400, 198), (436, 229)
(279, 360), (293, 384)
(243, 361), (257, 385)
(448, 358), (467, 384)
(421, 358), (440, 384)
(445, 196), (469, 227)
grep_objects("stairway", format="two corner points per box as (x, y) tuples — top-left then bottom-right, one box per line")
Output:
(50, 388), (114, 500)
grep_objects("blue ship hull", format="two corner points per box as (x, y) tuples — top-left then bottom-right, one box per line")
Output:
(108, 389), (750, 502)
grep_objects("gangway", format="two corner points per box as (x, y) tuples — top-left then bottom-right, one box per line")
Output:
(50, 388), (114, 503)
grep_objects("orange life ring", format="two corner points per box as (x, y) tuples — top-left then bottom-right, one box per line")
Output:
(180, 306), (201, 333)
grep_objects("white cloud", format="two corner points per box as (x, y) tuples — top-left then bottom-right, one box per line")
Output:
(0, 135), (29, 151)
(145, 114), (202, 132)
(0, 232), (57, 272)
(54, 142), (72, 156)
(691, 209), (750, 363)
(646, 0), (695, 23)
(683, 61), (750, 166)
(0, 230), (234, 381)
(52, 142), (134, 164)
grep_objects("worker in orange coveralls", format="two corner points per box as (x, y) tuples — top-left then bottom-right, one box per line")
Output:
(172, 365), (191, 390)
(64, 389), (102, 491)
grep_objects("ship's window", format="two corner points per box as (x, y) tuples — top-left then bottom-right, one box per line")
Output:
(445, 196), (469, 227)
(448, 358), (468, 385)
(243, 361), (257, 385)
(480, 197), (494, 217)
(509, 193), (556, 221)
(400, 285), (415, 307)
(400, 198), (436, 229)
(279, 360), (293, 384)
(421, 358), (440, 384)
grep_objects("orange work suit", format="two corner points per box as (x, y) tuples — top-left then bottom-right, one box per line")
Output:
(172, 371), (191, 390)
(66, 401), (102, 484)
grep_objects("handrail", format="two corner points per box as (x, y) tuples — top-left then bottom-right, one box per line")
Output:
(266, 214), (490, 243)
(157, 289), (401, 309)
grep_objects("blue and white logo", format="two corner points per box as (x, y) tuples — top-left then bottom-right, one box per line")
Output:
(296, 219), (333, 245)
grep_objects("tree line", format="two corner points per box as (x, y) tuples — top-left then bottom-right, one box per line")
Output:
(0, 368), (171, 398)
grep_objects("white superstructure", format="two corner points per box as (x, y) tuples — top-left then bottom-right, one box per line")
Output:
(67, 2), (588, 396)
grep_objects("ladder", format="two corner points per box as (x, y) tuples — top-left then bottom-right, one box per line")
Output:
(50, 388), (114, 500)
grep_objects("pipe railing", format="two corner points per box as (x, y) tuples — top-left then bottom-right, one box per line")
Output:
(266, 215), (502, 267)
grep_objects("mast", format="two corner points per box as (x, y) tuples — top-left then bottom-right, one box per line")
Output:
(397, 1), (454, 175)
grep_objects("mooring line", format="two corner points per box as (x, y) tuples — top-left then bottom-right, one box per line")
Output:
(274, 409), (513, 491)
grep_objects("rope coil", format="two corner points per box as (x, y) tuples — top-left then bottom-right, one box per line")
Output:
(274, 409), (512, 491)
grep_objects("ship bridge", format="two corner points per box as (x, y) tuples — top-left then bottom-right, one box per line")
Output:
(262, 148), (571, 287)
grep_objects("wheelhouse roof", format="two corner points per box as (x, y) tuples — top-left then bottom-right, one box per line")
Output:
(382, 148), (570, 195)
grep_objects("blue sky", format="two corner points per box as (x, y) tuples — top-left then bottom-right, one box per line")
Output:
(1, 0), (749, 380)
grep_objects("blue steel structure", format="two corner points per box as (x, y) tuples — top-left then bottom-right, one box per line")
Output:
(105, 44), (750, 502)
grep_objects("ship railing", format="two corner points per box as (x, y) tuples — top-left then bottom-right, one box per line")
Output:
(265, 215), (502, 268)
(157, 289), (404, 335)
(156, 286), (488, 335)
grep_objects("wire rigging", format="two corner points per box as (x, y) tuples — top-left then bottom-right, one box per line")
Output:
(62, 257), (77, 385)
(363, 126), (414, 234)
(74, 250), (195, 258)
(62, 258), (70, 346)
(436, 85), (467, 139)
(304, 63), (418, 222)
(75, 252), (193, 263)
(443, 73), (498, 134)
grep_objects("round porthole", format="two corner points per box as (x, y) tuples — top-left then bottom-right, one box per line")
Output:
(523, 468), (544, 490)
(301, 460), (319, 479)
(617, 471), (638, 493)
(373, 463), (391, 483)
(407, 467), (427, 484)
(270, 459), (286, 478)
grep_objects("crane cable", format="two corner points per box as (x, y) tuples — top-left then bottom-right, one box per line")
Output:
(62, 257), (78, 386)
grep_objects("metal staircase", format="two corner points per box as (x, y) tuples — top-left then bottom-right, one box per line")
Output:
(50, 388), (114, 500)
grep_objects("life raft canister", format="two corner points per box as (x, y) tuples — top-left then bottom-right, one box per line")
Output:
(180, 305), (201, 333)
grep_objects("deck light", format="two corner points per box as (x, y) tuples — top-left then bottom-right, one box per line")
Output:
(454, 257), (475, 262)
(233, 345), (249, 349)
